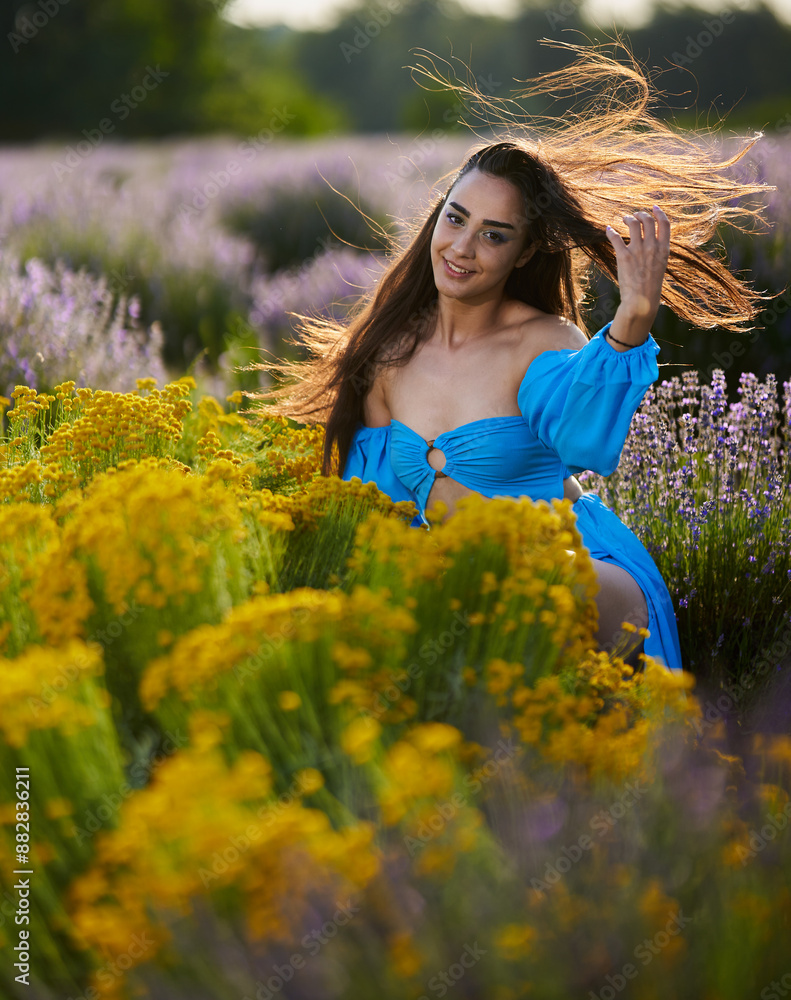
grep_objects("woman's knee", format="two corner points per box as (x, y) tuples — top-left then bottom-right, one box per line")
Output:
(589, 559), (648, 659)
(592, 559), (648, 626)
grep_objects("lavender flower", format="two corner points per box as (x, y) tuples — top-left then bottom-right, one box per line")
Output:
(0, 249), (165, 394)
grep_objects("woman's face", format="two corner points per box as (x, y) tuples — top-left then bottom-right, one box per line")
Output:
(430, 167), (535, 302)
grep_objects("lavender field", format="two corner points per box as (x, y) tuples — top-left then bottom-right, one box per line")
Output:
(1, 130), (789, 402)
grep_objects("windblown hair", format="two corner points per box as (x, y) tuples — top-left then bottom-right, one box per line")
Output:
(247, 39), (773, 478)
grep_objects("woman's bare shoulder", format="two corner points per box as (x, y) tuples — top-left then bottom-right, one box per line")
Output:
(518, 312), (589, 358)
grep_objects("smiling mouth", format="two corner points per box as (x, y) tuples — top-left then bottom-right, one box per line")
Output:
(444, 258), (474, 275)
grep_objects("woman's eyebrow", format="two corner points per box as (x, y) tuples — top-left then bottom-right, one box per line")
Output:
(448, 200), (515, 230)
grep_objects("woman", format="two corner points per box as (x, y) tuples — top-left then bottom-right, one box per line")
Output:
(252, 43), (770, 674)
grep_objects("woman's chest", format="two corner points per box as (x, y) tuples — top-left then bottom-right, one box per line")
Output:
(383, 342), (529, 436)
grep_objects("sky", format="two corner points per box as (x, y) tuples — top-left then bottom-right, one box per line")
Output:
(224, 0), (791, 30)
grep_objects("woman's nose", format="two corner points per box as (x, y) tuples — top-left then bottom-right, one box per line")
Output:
(451, 229), (475, 257)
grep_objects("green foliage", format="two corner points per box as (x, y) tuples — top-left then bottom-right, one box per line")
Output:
(199, 22), (350, 135)
(3, 0), (223, 139)
(221, 182), (391, 271)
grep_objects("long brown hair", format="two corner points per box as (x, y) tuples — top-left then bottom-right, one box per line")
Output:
(247, 39), (773, 478)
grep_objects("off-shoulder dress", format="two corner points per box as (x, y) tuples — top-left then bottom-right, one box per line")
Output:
(341, 321), (682, 673)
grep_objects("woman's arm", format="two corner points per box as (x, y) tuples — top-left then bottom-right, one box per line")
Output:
(362, 368), (391, 428)
(563, 475), (583, 502)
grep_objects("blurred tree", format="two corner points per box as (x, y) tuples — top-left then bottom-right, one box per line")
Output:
(2, 0), (221, 137)
(0, 0), (347, 138)
(201, 21), (350, 135)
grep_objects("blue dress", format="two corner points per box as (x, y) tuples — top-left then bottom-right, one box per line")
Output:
(341, 322), (682, 673)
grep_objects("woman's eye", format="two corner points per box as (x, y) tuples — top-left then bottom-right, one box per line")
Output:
(444, 214), (505, 243)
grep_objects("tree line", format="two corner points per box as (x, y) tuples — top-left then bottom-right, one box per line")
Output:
(2, 0), (790, 139)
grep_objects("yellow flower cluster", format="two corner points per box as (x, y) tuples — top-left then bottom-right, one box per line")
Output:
(258, 415), (326, 485)
(375, 723), (487, 881)
(7, 383), (57, 431)
(504, 654), (696, 783)
(0, 460), (44, 503)
(66, 714), (379, 994)
(26, 539), (94, 646)
(0, 640), (106, 748)
(141, 584), (416, 709)
(348, 508), (443, 590)
(486, 658), (526, 707)
(40, 381), (191, 486)
(341, 715), (382, 764)
(495, 921), (537, 961)
(0, 502), (94, 652)
(54, 460), (244, 615)
(2, 380), (196, 502)
(350, 493), (599, 666)
(260, 475), (417, 531)
(377, 724), (460, 820)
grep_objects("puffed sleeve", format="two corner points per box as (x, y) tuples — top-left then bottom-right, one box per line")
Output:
(342, 423), (425, 528)
(517, 321), (660, 476)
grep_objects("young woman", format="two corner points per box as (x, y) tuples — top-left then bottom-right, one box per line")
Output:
(252, 43), (770, 674)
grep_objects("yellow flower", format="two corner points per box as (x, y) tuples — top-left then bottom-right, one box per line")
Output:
(388, 931), (423, 979)
(340, 716), (381, 764)
(295, 768), (324, 795)
(495, 922), (536, 960)
(44, 798), (74, 820)
(407, 722), (462, 755)
(278, 690), (301, 711)
(331, 641), (373, 671)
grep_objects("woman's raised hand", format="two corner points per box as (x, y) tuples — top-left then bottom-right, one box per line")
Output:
(605, 205), (670, 348)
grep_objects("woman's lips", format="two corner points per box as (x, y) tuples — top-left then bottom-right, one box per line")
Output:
(443, 258), (475, 278)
